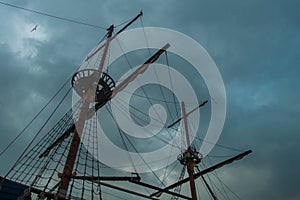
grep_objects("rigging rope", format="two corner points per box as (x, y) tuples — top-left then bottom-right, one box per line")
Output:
(193, 137), (244, 153)
(139, 16), (178, 126)
(4, 86), (73, 179)
(123, 132), (166, 188)
(121, 90), (182, 105)
(170, 165), (186, 200)
(105, 105), (138, 174)
(105, 104), (166, 187)
(211, 173), (242, 200)
(114, 17), (133, 28)
(161, 143), (176, 185)
(41, 126), (73, 196)
(0, 74), (72, 158)
(165, 51), (180, 119)
(111, 97), (181, 149)
(140, 16), (151, 56)
(94, 112), (103, 199)
(161, 161), (180, 185)
(114, 36), (182, 148)
(0, 1), (107, 29)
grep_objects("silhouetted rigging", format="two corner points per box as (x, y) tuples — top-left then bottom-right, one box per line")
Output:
(0, 10), (252, 200)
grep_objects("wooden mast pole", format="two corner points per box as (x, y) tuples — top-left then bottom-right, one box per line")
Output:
(98, 25), (113, 73)
(181, 101), (198, 200)
(57, 26), (114, 199)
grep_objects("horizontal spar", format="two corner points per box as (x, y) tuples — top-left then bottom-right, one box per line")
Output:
(151, 150), (252, 197)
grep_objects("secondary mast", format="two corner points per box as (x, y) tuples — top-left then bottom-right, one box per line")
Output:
(179, 101), (201, 200)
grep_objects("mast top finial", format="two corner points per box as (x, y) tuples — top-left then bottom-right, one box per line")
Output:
(107, 24), (114, 32)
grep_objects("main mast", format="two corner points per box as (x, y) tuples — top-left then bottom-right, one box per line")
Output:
(57, 25), (114, 199)
(56, 11), (170, 199)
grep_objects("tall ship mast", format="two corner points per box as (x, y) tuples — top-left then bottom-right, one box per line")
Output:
(0, 12), (251, 200)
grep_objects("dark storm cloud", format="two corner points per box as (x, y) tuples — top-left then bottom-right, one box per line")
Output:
(196, 1), (300, 199)
(0, 0), (299, 199)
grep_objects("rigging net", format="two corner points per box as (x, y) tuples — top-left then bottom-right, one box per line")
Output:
(1, 100), (106, 199)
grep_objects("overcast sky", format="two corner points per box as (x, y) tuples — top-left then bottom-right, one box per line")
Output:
(0, 0), (299, 200)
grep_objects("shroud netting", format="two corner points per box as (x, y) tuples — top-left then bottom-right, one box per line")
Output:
(4, 100), (106, 199)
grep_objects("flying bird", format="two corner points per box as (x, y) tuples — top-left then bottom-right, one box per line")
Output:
(31, 24), (38, 32)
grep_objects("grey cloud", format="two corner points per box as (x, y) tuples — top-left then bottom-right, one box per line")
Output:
(0, 0), (299, 199)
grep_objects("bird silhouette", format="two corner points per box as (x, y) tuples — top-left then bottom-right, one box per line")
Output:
(31, 24), (38, 32)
